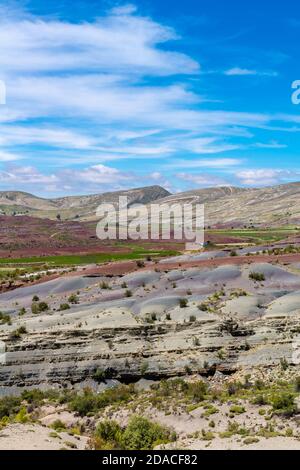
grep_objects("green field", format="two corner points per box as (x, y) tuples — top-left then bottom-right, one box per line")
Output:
(0, 249), (179, 267)
(207, 227), (299, 244)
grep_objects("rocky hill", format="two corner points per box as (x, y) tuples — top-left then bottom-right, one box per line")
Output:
(0, 186), (170, 221)
(154, 182), (300, 228)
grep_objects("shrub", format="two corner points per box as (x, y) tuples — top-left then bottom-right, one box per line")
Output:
(95, 420), (122, 448)
(100, 281), (110, 290)
(179, 298), (188, 308)
(69, 385), (135, 417)
(68, 294), (79, 304)
(37, 302), (49, 312)
(14, 406), (30, 424)
(0, 396), (22, 419)
(93, 368), (106, 383)
(198, 303), (208, 312)
(51, 419), (67, 431)
(188, 381), (207, 403)
(121, 416), (175, 450)
(9, 326), (27, 341)
(140, 362), (149, 375)
(31, 302), (49, 314)
(280, 357), (289, 371)
(295, 376), (300, 393)
(0, 312), (11, 325)
(229, 405), (245, 415)
(31, 303), (39, 314)
(136, 261), (145, 268)
(270, 393), (296, 417)
(244, 437), (260, 445)
(249, 272), (265, 282)
(125, 290), (132, 298)
(59, 303), (70, 311)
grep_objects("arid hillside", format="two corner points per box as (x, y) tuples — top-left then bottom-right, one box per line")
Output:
(1, 182), (300, 227)
(0, 185), (170, 221)
(154, 182), (300, 228)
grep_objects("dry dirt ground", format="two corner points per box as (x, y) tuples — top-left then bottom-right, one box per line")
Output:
(0, 423), (88, 450)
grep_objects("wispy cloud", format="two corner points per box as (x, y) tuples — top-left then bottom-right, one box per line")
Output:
(0, 3), (296, 194)
(235, 169), (300, 186)
(224, 67), (278, 77)
(166, 158), (243, 169)
(176, 172), (229, 187)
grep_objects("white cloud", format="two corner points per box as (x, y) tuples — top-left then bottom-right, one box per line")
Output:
(224, 68), (277, 77)
(0, 150), (22, 161)
(235, 169), (300, 186)
(0, 165), (57, 184)
(254, 141), (287, 149)
(0, 8), (198, 76)
(63, 164), (133, 184)
(176, 172), (229, 187)
(166, 158), (243, 169)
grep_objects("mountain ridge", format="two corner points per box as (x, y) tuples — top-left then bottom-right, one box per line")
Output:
(1, 181), (300, 226)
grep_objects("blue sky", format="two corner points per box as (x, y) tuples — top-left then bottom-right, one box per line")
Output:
(0, 0), (300, 196)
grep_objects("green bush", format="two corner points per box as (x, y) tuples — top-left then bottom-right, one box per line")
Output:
(0, 312), (11, 325)
(0, 396), (22, 419)
(37, 302), (49, 312)
(295, 376), (300, 393)
(179, 298), (188, 308)
(59, 303), (70, 311)
(95, 420), (122, 444)
(93, 368), (106, 383)
(31, 301), (49, 314)
(69, 385), (135, 417)
(9, 326), (27, 341)
(270, 392), (296, 417)
(121, 416), (175, 450)
(188, 381), (207, 403)
(68, 294), (79, 304)
(100, 281), (110, 290)
(51, 419), (67, 431)
(249, 272), (265, 282)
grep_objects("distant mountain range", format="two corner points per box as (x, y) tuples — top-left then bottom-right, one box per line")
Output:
(1, 182), (300, 227)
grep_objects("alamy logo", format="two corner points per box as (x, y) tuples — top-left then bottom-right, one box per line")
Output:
(96, 196), (204, 251)
(0, 80), (6, 105)
(292, 80), (300, 105)
(0, 340), (6, 365)
(292, 335), (300, 365)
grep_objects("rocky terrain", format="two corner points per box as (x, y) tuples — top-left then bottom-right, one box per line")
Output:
(1, 243), (300, 391)
(154, 182), (300, 228)
(0, 241), (299, 449)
